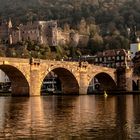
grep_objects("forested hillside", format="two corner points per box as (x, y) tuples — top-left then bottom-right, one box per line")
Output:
(0, 0), (139, 29)
(0, 0), (140, 58)
(0, 0), (140, 30)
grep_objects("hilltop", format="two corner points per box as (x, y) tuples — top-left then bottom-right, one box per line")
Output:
(0, 0), (139, 30)
(0, 0), (134, 20)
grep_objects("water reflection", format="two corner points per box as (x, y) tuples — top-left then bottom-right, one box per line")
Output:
(0, 95), (140, 139)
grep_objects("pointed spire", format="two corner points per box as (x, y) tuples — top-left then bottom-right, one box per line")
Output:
(8, 18), (12, 28)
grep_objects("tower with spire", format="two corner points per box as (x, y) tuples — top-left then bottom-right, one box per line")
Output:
(130, 26), (140, 59)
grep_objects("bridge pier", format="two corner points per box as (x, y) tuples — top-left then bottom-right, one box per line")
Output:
(79, 70), (88, 94)
(30, 67), (41, 96)
(116, 68), (133, 91)
(79, 86), (88, 95)
(125, 68), (133, 91)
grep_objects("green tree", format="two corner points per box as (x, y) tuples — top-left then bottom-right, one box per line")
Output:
(88, 33), (104, 54)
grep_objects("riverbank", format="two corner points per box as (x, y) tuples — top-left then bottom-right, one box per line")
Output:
(0, 91), (140, 97)
(0, 91), (11, 96)
(91, 90), (140, 95)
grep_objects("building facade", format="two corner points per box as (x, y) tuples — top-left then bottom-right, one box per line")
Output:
(83, 49), (132, 69)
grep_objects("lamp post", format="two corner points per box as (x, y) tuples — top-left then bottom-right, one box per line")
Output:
(29, 51), (32, 58)
(29, 51), (33, 64)
(12, 51), (16, 57)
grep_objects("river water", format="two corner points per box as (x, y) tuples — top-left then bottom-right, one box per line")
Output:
(0, 95), (140, 139)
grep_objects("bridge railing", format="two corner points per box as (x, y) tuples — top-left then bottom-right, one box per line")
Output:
(0, 57), (29, 63)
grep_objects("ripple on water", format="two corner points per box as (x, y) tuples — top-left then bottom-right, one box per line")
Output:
(0, 95), (139, 139)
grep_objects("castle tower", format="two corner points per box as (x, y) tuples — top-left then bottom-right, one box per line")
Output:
(46, 21), (58, 46)
(130, 26), (140, 59)
(8, 18), (13, 45)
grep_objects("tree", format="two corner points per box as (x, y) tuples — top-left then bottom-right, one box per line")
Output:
(88, 33), (104, 54)
(89, 24), (100, 37)
(0, 45), (6, 57)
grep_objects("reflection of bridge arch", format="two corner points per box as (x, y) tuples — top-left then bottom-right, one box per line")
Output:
(40, 67), (79, 94)
(87, 71), (117, 94)
(0, 65), (30, 96)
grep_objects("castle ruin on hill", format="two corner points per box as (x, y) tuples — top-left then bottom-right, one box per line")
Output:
(0, 19), (89, 47)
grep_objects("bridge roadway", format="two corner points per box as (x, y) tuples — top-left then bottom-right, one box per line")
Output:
(0, 57), (132, 96)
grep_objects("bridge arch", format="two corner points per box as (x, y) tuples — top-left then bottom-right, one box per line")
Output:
(0, 65), (29, 96)
(87, 72), (117, 94)
(40, 67), (79, 94)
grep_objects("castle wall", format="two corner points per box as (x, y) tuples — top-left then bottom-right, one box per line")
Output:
(11, 30), (20, 44)
(57, 30), (70, 45)
(19, 23), (40, 42)
(79, 35), (89, 48)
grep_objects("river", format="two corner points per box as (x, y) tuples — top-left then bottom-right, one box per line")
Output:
(0, 95), (139, 139)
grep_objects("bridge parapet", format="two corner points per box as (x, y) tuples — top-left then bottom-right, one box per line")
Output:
(41, 59), (79, 66)
(0, 57), (29, 64)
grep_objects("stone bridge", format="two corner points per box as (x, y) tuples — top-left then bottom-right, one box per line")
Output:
(0, 57), (133, 96)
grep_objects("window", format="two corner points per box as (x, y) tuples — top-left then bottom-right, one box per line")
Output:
(112, 56), (115, 60)
(121, 56), (124, 60)
(95, 58), (98, 62)
(116, 56), (120, 60)
(108, 57), (111, 60)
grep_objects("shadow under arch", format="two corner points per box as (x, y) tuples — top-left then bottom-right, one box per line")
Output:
(0, 65), (29, 96)
(41, 67), (79, 95)
(87, 72), (117, 94)
(132, 80), (139, 91)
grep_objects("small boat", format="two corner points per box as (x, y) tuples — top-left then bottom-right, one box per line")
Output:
(104, 91), (108, 97)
